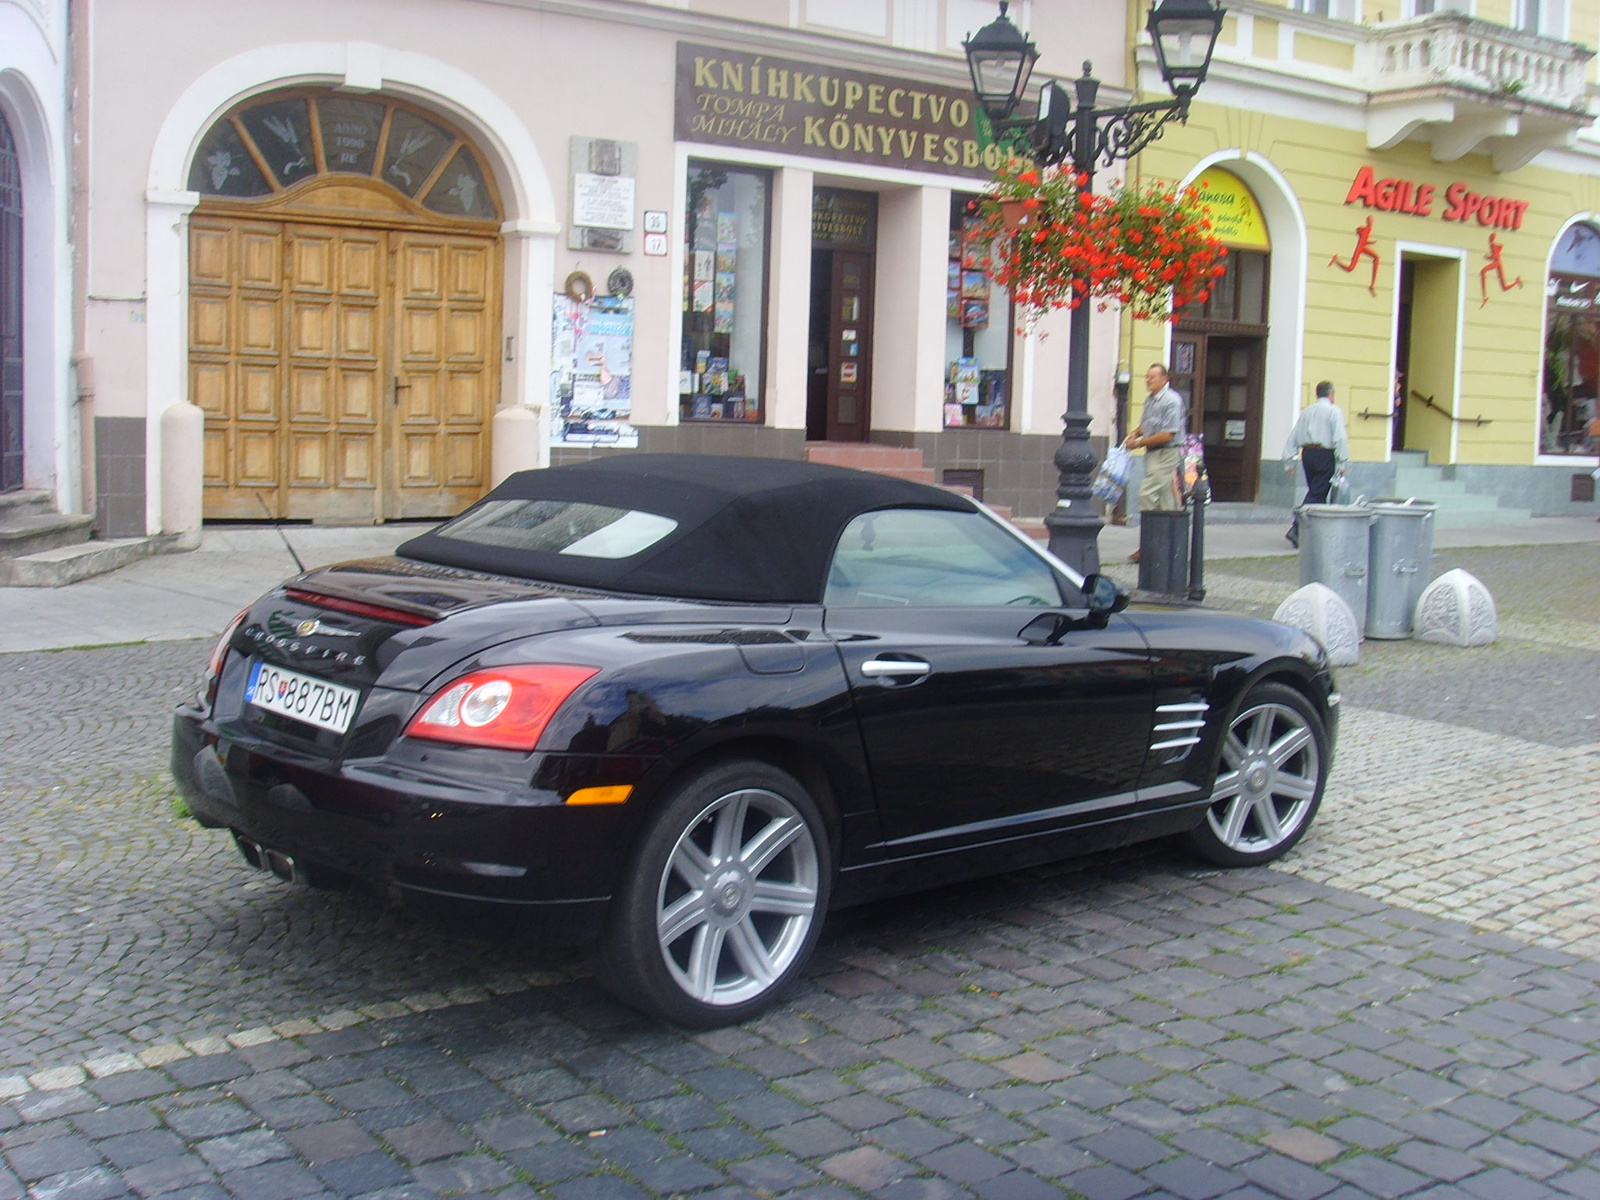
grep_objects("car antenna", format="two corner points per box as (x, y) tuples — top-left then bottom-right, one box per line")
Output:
(254, 491), (307, 574)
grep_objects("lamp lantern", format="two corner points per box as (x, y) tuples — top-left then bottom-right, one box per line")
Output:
(962, 0), (1039, 123)
(1147, 0), (1225, 97)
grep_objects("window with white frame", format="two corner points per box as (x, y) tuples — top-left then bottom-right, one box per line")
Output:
(1290, 0), (1367, 17)
(1517, 0), (1566, 35)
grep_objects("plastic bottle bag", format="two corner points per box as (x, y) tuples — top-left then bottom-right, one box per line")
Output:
(1329, 468), (1351, 504)
(1091, 446), (1132, 506)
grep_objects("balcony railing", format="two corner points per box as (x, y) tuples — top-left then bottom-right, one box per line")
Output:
(1181, 2), (1598, 170)
(1371, 13), (1590, 113)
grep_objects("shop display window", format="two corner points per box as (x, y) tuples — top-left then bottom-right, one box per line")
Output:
(680, 163), (771, 423)
(945, 194), (1012, 429)
(1541, 222), (1600, 455)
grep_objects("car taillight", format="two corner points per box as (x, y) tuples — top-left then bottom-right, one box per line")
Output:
(203, 608), (251, 708)
(404, 665), (600, 751)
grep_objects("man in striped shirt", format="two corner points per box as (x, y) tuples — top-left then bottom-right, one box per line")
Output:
(1283, 380), (1350, 548)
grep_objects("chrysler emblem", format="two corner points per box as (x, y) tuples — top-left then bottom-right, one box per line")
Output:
(295, 618), (357, 638)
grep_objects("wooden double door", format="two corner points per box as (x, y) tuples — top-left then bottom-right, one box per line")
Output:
(1170, 330), (1266, 502)
(190, 215), (500, 522)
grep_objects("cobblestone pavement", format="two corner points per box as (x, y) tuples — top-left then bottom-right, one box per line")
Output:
(4, 543), (1600, 1199)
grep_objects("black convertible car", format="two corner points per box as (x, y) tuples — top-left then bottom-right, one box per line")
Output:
(173, 454), (1337, 1026)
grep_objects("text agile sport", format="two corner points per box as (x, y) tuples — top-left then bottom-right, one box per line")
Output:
(1343, 165), (1530, 231)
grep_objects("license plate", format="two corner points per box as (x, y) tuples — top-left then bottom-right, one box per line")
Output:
(246, 660), (360, 734)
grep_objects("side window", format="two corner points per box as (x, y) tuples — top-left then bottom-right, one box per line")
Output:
(825, 509), (1065, 607)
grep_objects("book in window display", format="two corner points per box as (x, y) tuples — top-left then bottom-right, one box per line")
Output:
(961, 218), (992, 271)
(977, 369), (1008, 427)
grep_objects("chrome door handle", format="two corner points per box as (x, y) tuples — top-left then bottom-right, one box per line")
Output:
(861, 658), (931, 679)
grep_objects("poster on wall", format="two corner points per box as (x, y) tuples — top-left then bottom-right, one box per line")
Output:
(550, 294), (639, 447)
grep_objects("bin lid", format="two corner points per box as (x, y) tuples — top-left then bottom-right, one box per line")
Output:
(1299, 504), (1375, 520)
(1368, 497), (1436, 512)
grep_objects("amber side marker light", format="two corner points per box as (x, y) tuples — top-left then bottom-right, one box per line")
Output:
(565, 785), (634, 806)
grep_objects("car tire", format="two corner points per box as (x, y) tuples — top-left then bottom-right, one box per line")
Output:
(593, 759), (832, 1027)
(1188, 682), (1328, 868)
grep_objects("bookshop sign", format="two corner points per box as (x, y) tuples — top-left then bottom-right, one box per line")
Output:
(676, 43), (1004, 180)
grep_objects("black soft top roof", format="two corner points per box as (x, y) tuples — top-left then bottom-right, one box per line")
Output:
(396, 453), (976, 603)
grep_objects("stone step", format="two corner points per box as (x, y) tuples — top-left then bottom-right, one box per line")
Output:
(0, 510), (96, 560)
(1204, 502), (1295, 524)
(1392, 467), (1460, 489)
(802, 443), (926, 470)
(0, 536), (168, 587)
(0, 488), (58, 519)
(866, 465), (937, 484)
(1011, 518), (1049, 542)
(1431, 505), (1534, 528)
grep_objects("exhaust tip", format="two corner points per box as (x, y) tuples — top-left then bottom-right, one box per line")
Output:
(233, 833), (301, 884)
(263, 849), (301, 884)
(233, 833), (265, 870)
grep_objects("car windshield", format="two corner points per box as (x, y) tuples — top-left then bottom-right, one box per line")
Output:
(431, 499), (679, 559)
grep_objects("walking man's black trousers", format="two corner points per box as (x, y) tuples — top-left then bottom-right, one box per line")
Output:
(1289, 446), (1337, 538)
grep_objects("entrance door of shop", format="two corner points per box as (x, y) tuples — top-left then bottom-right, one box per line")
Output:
(190, 214), (501, 522)
(1393, 253), (1460, 464)
(1169, 331), (1265, 501)
(808, 189), (877, 442)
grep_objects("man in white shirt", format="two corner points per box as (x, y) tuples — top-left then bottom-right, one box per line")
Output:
(1283, 380), (1350, 547)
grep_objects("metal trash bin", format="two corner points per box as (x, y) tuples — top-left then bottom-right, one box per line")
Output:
(1138, 510), (1190, 596)
(1365, 498), (1436, 639)
(1297, 504), (1375, 637)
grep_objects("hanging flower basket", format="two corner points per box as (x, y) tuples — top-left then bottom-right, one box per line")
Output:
(969, 160), (1228, 325)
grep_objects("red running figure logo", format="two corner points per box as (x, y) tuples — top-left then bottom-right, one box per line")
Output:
(1480, 232), (1524, 307)
(1330, 215), (1381, 296)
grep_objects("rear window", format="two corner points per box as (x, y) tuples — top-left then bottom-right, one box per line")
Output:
(432, 500), (678, 559)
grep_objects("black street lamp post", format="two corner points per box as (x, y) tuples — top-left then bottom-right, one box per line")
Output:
(964, 0), (1224, 577)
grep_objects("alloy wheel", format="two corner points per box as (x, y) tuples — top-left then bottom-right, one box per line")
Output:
(1204, 698), (1321, 855)
(655, 786), (821, 1008)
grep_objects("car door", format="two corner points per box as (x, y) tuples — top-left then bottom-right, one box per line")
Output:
(823, 508), (1155, 853)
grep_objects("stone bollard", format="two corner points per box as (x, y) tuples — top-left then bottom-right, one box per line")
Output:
(1414, 569), (1498, 646)
(1273, 582), (1361, 667)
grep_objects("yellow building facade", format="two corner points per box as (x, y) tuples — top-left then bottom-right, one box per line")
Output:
(1125, 0), (1600, 515)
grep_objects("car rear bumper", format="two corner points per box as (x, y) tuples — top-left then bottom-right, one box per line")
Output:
(172, 706), (653, 943)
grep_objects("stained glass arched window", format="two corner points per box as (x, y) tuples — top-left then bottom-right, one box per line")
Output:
(188, 92), (500, 221)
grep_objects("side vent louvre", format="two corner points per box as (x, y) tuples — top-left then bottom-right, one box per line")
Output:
(1151, 700), (1208, 761)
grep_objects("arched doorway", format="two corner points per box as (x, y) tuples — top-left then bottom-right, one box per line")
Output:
(0, 108), (21, 494)
(1170, 168), (1272, 502)
(187, 90), (504, 521)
